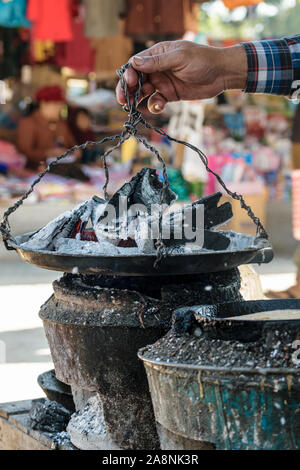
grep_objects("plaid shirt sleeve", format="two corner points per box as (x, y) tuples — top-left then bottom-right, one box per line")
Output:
(241, 35), (300, 98)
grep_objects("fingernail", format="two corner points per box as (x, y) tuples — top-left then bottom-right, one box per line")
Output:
(154, 103), (162, 112)
(133, 56), (145, 66)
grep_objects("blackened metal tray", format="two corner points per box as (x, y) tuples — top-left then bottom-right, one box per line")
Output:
(174, 299), (300, 342)
(8, 231), (273, 276)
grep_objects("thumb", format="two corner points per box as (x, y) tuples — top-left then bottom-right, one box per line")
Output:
(148, 92), (168, 114)
(132, 51), (178, 74)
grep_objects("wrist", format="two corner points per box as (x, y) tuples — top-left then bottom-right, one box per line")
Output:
(219, 45), (248, 91)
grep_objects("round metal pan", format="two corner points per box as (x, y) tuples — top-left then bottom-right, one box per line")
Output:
(174, 299), (300, 342)
(8, 232), (273, 276)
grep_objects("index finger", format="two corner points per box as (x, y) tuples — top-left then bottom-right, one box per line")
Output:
(116, 65), (141, 105)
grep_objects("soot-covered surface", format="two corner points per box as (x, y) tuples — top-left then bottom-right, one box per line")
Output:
(43, 270), (243, 328)
(29, 399), (72, 434)
(37, 369), (75, 412)
(40, 270), (242, 449)
(140, 326), (300, 370)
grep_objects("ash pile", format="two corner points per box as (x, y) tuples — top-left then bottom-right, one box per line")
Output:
(19, 167), (252, 257)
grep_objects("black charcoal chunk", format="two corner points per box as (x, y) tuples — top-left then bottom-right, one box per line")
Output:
(29, 399), (72, 433)
(161, 192), (233, 242)
(163, 230), (230, 253)
(20, 200), (95, 251)
(107, 167), (176, 211)
(94, 168), (176, 242)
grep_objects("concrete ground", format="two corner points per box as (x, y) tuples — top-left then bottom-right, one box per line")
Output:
(0, 254), (297, 404)
(0, 266), (56, 403)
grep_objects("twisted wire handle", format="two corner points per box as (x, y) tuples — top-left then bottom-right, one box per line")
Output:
(0, 62), (268, 260)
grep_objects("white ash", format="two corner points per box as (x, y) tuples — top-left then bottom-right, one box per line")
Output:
(67, 395), (120, 450)
(51, 431), (72, 447)
(95, 210), (154, 246)
(90, 198), (106, 227)
(67, 396), (107, 438)
(20, 199), (95, 251)
(117, 247), (140, 256)
(54, 238), (200, 256)
(204, 285), (213, 291)
(17, 193), (260, 257)
(136, 238), (155, 254)
(55, 238), (119, 255)
(23, 231), (259, 257)
(220, 230), (257, 251)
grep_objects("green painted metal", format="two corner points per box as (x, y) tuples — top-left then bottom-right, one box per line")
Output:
(141, 359), (300, 450)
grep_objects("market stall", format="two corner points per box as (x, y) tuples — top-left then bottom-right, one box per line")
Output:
(0, 0), (296, 243)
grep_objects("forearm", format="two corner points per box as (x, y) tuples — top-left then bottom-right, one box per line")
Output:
(117, 36), (300, 113)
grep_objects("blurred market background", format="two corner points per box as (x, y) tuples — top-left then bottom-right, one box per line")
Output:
(0, 0), (299, 402)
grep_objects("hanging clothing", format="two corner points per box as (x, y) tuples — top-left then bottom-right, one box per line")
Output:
(90, 20), (132, 77)
(125, 0), (195, 40)
(0, 27), (29, 78)
(32, 40), (55, 63)
(222, 0), (261, 9)
(91, 35), (133, 77)
(55, 16), (95, 73)
(0, 0), (31, 28)
(27, 0), (73, 42)
(184, 0), (199, 33)
(83, 0), (125, 38)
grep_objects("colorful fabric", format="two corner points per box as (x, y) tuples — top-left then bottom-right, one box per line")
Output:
(32, 40), (55, 63)
(35, 85), (65, 103)
(83, 0), (125, 39)
(125, 0), (187, 38)
(222, 0), (261, 10)
(241, 35), (300, 97)
(0, 0), (31, 28)
(27, 0), (73, 42)
(55, 16), (95, 73)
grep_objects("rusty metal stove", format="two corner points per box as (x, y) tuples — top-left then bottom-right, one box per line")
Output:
(39, 269), (242, 450)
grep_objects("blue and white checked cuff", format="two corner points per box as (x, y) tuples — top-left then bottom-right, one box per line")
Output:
(241, 35), (300, 98)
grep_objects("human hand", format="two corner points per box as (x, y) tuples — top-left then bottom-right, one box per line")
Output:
(116, 40), (247, 114)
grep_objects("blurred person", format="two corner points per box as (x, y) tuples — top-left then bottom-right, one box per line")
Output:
(67, 107), (100, 164)
(16, 85), (89, 181)
(17, 85), (75, 169)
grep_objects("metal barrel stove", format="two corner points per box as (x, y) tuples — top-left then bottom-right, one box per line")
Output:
(39, 269), (242, 449)
(139, 299), (300, 450)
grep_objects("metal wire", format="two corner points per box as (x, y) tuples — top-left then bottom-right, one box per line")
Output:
(0, 133), (124, 249)
(0, 62), (268, 263)
(141, 119), (268, 239)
